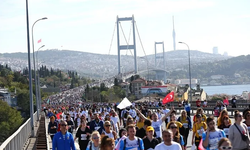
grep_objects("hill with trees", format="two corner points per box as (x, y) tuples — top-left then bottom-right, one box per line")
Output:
(169, 55), (250, 84)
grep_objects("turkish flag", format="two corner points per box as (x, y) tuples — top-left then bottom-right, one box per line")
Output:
(162, 91), (174, 104)
(37, 39), (41, 43)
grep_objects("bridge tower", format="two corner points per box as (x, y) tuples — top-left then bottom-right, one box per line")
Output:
(154, 42), (166, 83)
(117, 15), (137, 74)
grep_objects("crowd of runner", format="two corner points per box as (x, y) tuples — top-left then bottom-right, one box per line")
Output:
(44, 95), (250, 150)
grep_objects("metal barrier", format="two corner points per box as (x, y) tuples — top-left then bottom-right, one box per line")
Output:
(0, 111), (37, 150)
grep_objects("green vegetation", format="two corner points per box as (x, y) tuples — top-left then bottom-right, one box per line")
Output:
(169, 55), (250, 84)
(0, 100), (23, 143)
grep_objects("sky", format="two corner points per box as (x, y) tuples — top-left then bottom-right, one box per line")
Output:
(0, 0), (250, 57)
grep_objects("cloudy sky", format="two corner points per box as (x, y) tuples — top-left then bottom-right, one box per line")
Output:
(0, 0), (249, 56)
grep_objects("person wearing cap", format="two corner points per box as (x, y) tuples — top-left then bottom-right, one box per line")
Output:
(143, 126), (159, 150)
(101, 121), (117, 140)
(136, 119), (156, 139)
(192, 114), (207, 150)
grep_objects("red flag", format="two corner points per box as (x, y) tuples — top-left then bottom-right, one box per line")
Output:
(162, 91), (174, 104)
(37, 39), (41, 43)
(198, 138), (205, 150)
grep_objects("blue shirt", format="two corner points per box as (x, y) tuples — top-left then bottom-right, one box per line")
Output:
(52, 131), (76, 150)
(202, 129), (226, 150)
(119, 137), (144, 150)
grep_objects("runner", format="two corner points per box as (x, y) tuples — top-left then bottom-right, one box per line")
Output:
(86, 131), (101, 150)
(48, 116), (58, 140)
(193, 108), (207, 124)
(217, 115), (231, 138)
(228, 110), (250, 150)
(143, 126), (159, 150)
(192, 114), (207, 150)
(167, 122), (185, 150)
(89, 113), (104, 134)
(52, 120), (76, 150)
(154, 130), (182, 150)
(136, 107), (174, 142)
(202, 116), (226, 150)
(177, 110), (192, 149)
(119, 124), (144, 150)
(217, 110), (232, 127)
(100, 135), (115, 150)
(75, 119), (92, 150)
(101, 121), (117, 140)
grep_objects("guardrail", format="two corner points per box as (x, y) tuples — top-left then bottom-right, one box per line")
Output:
(0, 111), (37, 150)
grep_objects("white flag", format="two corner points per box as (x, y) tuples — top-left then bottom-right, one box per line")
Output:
(117, 97), (132, 109)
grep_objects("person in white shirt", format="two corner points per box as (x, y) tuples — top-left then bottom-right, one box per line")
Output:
(136, 107), (174, 142)
(110, 112), (120, 133)
(129, 107), (137, 119)
(155, 129), (182, 150)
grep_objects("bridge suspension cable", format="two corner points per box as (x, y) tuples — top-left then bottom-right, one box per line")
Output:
(135, 21), (151, 79)
(108, 22), (117, 55)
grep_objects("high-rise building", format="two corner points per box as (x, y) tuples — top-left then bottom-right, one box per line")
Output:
(223, 51), (228, 56)
(213, 47), (218, 54)
(172, 16), (176, 51)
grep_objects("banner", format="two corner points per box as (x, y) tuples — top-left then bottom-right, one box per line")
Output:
(117, 97), (132, 109)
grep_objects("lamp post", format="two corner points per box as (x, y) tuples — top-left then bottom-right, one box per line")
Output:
(25, 0), (35, 137)
(36, 45), (45, 116)
(179, 42), (192, 102)
(32, 17), (47, 121)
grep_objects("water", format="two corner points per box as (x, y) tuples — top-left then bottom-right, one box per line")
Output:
(201, 84), (250, 95)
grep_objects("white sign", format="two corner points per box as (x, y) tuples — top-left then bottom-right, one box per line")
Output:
(117, 97), (132, 109)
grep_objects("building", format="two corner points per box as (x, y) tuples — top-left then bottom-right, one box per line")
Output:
(213, 47), (219, 54)
(131, 78), (147, 99)
(0, 88), (11, 106)
(120, 82), (130, 97)
(174, 79), (198, 87)
(211, 75), (225, 80)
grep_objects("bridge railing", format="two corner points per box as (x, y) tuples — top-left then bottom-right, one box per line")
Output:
(0, 111), (37, 150)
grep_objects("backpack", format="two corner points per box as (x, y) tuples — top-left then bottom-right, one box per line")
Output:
(123, 137), (141, 150)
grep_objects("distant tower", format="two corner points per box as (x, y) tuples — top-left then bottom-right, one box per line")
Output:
(172, 16), (176, 51)
(213, 47), (218, 54)
(223, 51), (228, 56)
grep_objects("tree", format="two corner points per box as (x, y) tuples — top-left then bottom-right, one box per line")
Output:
(0, 100), (23, 142)
(114, 78), (119, 86)
(17, 89), (31, 113)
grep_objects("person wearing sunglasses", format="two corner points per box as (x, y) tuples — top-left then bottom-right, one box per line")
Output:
(86, 131), (101, 150)
(101, 121), (117, 140)
(202, 116), (226, 150)
(52, 120), (76, 150)
(167, 122), (185, 150)
(218, 138), (232, 150)
(228, 110), (250, 150)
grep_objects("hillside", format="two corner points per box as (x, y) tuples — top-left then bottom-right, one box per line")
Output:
(169, 55), (250, 82)
(0, 50), (230, 78)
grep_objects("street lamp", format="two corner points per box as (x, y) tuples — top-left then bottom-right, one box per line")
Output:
(32, 17), (47, 121)
(36, 45), (45, 116)
(179, 41), (192, 102)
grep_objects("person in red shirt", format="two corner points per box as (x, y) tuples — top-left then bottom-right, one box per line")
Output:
(196, 99), (201, 107)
